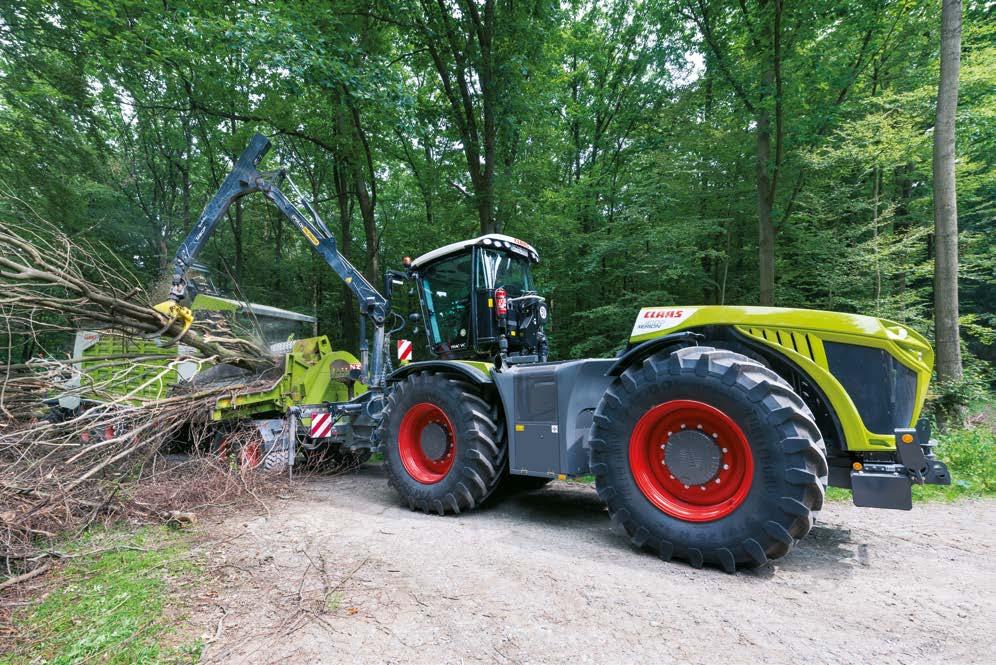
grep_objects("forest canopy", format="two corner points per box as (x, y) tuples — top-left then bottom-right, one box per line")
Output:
(0, 0), (992, 377)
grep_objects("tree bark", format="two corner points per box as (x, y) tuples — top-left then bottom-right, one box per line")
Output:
(755, 0), (779, 306)
(932, 0), (963, 386)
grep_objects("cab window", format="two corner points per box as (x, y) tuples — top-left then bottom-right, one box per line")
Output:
(420, 252), (473, 352)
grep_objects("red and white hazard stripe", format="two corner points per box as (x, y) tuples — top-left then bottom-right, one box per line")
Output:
(397, 339), (413, 362)
(310, 412), (334, 439)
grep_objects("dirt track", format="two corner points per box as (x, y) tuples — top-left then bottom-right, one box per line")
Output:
(190, 465), (995, 664)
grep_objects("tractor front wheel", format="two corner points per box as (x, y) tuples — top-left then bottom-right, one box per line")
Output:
(381, 372), (506, 515)
(590, 346), (827, 572)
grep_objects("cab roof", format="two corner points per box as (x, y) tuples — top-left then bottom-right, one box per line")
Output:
(410, 234), (539, 269)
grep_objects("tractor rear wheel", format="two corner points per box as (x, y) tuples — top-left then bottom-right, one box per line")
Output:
(382, 371), (506, 515)
(589, 346), (827, 572)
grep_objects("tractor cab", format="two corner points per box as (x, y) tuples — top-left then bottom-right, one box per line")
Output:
(408, 234), (547, 363)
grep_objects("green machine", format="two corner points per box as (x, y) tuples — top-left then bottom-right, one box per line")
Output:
(50, 274), (315, 414)
(160, 134), (950, 571)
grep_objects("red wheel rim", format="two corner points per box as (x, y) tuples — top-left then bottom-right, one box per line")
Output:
(629, 400), (753, 522)
(240, 440), (262, 469)
(398, 402), (456, 484)
(217, 433), (262, 470)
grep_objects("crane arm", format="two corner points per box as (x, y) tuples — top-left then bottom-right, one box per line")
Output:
(157, 134), (389, 337)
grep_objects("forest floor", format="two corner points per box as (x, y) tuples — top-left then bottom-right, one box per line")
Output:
(184, 465), (995, 665)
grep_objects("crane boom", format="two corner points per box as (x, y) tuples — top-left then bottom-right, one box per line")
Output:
(156, 133), (390, 385)
(165, 133), (387, 325)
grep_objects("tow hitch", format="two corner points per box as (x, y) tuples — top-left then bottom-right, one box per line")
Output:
(851, 425), (950, 510)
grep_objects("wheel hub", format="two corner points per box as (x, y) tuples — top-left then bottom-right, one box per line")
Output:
(664, 430), (721, 486)
(420, 422), (450, 460)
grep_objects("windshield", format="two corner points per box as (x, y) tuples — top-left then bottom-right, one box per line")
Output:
(477, 249), (534, 297)
(251, 315), (309, 346)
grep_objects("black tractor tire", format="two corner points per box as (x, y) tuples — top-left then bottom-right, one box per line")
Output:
(589, 346), (827, 572)
(381, 371), (506, 515)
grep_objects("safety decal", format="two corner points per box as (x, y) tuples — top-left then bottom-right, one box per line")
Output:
(397, 339), (413, 362)
(310, 412), (334, 438)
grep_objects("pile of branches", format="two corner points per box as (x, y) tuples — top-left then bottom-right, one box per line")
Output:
(0, 200), (283, 582)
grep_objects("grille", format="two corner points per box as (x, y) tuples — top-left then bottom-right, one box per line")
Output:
(743, 327), (819, 363)
(822, 341), (917, 434)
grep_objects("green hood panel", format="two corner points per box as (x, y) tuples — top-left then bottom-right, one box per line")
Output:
(631, 306), (929, 351)
(629, 306), (934, 452)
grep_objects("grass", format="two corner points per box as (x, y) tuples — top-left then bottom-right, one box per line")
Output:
(910, 424), (995, 500)
(1, 527), (203, 665)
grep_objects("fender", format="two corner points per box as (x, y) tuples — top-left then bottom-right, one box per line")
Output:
(387, 360), (493, 385)
(606, 331), (702, 376)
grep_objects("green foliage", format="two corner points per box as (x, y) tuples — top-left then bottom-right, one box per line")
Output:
(0, 0), (991, 378)
(1, 528), (202, 665)
(921, 424), (996, 499)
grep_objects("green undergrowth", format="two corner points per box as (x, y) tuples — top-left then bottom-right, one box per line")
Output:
(1, 527), (203, 665)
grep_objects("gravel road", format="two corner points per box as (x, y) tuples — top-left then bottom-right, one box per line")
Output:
(191, 464), (995, 665)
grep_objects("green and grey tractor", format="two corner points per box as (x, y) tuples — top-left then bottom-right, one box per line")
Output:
(158, 134), (950, 571)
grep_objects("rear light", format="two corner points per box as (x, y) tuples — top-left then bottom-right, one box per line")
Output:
(495, 287), (507, 316)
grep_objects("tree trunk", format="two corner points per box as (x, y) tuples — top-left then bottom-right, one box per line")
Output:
(755, 0), (780, 306)
(232, 199), (244, 285)
(756, 106), (775, 306)
(181, 115), (193, 233)
(932, 0), (963, 388)
(334, 163), (357, 352)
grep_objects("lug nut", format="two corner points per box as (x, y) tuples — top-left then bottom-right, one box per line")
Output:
(723, 464), (729, 470)
(715, 478), (721, 484)
(683, 484), (689, 489)
(669, 474), (675, 480)
(722, 448), (728, 453)
(697, 424), (703, 429)
(700, 486), (707, 491)
(712, 433), (718, 438)
(680, 424), (686, 429)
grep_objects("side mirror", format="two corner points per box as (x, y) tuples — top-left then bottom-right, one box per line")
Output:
(408, 312), (421, 324)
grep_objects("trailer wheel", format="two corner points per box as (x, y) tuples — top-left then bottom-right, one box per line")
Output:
(213, 426), (289, 474)
(589, 346), (827, 572)
(382, 371), (506, 515)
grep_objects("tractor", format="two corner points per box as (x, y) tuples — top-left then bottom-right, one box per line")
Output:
(159, 134), (950, 571)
